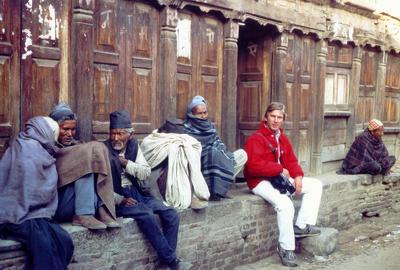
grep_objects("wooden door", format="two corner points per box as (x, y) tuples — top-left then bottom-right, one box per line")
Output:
(0, 0), (20, 157)
(92, 1), (159, 139)
(283, 34), (315, 172)
(176, 12), (223, 129)
(237, 37), (273, 148)
(21, 0), (66, 125)
(384, 53), (400, 126)
(356, 49), (378, 130)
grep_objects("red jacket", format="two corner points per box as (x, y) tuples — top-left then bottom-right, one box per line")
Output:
(244, 122), (304, 190)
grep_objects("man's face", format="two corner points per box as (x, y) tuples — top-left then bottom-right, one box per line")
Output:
(110, 129), (131, 151)
(264, 110), (284, 132)
(192, 104), (208, 120)
(371, 126), (384, 139)
(58, 120), (77, 146)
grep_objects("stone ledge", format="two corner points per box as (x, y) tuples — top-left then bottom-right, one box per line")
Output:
(1, 173), (399, 269)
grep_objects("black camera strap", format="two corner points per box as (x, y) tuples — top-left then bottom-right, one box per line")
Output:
(255, 132), (279, 163)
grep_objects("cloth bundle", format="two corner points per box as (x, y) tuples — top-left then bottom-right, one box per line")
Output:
(141, 130), (210, 209)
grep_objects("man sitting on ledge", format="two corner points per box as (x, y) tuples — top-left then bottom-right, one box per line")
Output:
(183, 95), (248, 200)
(104, 110), (193, 270)
(0, 116), (74, 270)
(49, 102), (120, 230)
(340, 119), (396, 175)
(244, 102), (322, 268)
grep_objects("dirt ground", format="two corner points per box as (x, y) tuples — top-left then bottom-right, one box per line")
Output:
(235, 211), (400, 270)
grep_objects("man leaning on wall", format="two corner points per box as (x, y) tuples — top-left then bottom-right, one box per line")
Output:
(340, 119), (396, 175)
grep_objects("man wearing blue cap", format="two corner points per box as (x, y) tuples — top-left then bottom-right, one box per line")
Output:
(184, 96), (248, 200)
(104, 110), (193, 270)
(49, 102), (120, 230)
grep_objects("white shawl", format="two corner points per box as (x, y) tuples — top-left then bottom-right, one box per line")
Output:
(141, 130), (210, 209)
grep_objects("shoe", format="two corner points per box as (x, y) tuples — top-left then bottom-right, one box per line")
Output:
(190, 196), (208, 210)
(97, 206), (122, 228)
(294, 224), (321, 238)
(72, 215), (107, 230)
(169, 259), (193, 270)
(277, 244), (298, 267)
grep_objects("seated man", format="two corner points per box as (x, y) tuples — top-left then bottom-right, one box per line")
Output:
(49, 102), (119, 230)
(184, 96), (248, 200)
(104, 110), (192, 270)
(244, 102), (322, 267)
(341, 119), (396, 175)
(0, 116), (74, 270)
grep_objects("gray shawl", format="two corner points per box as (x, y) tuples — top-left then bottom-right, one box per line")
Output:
(0, 117), (59, 224)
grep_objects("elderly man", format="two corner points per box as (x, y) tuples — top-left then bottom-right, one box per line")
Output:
(244, 102), (322, 267)
(184, 95), (248, 200)
(0, 116), (74, 270)
(49, 102), (119, 230)
(104, 110), (192, 270)
(341, 119), (396, 175)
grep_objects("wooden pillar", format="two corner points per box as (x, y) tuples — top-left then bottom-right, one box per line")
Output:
(310, 40), (327, 175)
(71, 0), (94, 141)
(221, 20), (239, 150)
(375, 51), (387, 120)
(346, 46), (362, 149)
(159, 7), (178, 123)
(272, 32), (288, 102)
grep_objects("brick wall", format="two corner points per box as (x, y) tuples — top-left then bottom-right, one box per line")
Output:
(1, 173), (399, 270)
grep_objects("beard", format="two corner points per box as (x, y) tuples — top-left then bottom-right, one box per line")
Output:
(112, 141), (125, 150)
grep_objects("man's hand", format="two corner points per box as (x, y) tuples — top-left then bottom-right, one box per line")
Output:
(118, 156), (129, 167)
(282, 168), (290, 178)
(121, 197), (137, 206)
(294, 176), (303, 195)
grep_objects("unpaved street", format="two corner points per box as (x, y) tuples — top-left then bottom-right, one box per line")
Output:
(235, 212), (400, 270)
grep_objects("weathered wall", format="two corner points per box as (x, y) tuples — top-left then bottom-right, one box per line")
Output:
(1, 173), (399, 270)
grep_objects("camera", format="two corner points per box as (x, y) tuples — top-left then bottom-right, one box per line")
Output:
(269, 173), (296, 195)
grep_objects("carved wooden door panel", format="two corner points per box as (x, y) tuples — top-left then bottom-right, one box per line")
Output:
(356, 49), (378, 130)
(384, 53), (399, 126)
(237, 37), (273, 148)
(92, 1), (159, 139)
(284, 34), (315, 172)
(21, 0), (65, 125)
(0, 0), (19, 157)
(176, 12), (223, 129)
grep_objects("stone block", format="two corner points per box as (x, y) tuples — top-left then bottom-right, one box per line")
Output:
(298, 227), (338, 256)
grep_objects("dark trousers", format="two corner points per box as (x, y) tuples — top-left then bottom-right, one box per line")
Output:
(117, 186), (179, 265)
(54, 173), (98, 222)
(0, 218), (74, 270)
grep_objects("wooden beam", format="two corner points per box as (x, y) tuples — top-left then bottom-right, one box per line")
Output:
(221, 19), (239, 150)
(310, 39), (327, 175)
(159, 6), (178, 123)
(346, 46), (362, 151)
(71, 0), (94, 141)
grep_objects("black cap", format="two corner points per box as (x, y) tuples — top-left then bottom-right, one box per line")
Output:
(109, 110), (132, 129)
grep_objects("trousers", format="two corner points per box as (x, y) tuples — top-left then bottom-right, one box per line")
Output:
(54, 173), (98, 222)
(0, 218), (74, 270)
(117, 185), (180, 265)
(252, 177), (322, 250)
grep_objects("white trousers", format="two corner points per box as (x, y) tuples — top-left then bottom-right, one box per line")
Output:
(252, 177), (322, 250)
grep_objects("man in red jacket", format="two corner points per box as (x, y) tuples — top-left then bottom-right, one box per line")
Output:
(244, 102), (322, 267)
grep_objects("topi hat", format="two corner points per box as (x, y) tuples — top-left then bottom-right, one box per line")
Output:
(109, 110), (132, 129)
(367, 119), (383, 131)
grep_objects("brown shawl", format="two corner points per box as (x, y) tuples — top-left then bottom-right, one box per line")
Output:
(55, 141), (116, 219)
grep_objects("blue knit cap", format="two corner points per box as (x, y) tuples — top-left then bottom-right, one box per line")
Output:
(187, 95), (207, 114)
(49, 102), (77, 123)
